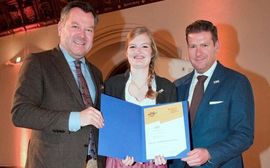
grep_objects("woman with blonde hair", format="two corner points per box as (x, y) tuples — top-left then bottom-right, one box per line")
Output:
(104, 26), (177, 168)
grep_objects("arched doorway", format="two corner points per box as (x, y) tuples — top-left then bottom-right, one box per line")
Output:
(106, 60), (129, 80)
(86, 24), (191, 82)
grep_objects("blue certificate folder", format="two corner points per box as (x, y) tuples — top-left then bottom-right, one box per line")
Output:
(98, 94), (190, 162)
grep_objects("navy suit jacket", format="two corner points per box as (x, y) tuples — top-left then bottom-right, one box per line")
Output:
(171, 62), (254, 168)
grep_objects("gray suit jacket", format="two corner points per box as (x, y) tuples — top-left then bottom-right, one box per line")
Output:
(12, 47), (105, 168)
(171, 62), (254, 168)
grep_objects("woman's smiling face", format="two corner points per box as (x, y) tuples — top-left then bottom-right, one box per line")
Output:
(126, 33), (153, 69)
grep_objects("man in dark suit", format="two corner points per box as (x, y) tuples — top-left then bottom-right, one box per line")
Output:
(171, 20), (254, 168)
(11, 1), (104, 168)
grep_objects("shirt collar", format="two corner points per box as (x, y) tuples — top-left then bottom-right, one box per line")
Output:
(194, 61), (217, 78)
(59, 45), (86, 64)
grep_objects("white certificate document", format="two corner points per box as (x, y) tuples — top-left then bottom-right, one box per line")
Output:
(144, 102), (188, 160)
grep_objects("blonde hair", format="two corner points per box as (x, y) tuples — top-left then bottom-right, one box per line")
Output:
(126, 26), (158, 99)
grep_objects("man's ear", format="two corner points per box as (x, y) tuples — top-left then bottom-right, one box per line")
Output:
(57, 21), (62, 36)
(214, 40), (220, 51)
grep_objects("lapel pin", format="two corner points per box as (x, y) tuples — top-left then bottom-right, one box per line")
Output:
(157, 89), (164, 94)
(213, 80), (220, 84)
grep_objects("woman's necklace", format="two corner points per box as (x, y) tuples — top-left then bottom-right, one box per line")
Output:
(131, 79), (147, 90)
(129, 78), (148, 101)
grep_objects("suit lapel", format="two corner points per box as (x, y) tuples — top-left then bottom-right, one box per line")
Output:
(178, 72), (194, 101)
(203, 63), (224, 103)
(50, 47), (85, 107)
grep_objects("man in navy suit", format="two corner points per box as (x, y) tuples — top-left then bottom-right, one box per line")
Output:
(171, 20), (254, 168)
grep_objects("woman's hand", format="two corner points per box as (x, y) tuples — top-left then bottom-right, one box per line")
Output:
(154, 155), (167, 165)
(121, 155), (166, 166)
(122, 156), (134, 166)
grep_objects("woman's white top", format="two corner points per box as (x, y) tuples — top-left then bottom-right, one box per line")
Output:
(125, 73), (157, 106)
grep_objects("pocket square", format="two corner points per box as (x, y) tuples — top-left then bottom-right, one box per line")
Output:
(209, 101), (223, 105)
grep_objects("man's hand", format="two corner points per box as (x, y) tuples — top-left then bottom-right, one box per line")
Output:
(181, 148), (211, 167)
(80, 107), (104, 128)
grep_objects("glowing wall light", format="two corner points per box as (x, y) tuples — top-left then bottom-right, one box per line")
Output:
(15, 128), (31, 167)
(20, 129), (30, 166)
(6, 56), (24, 66)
